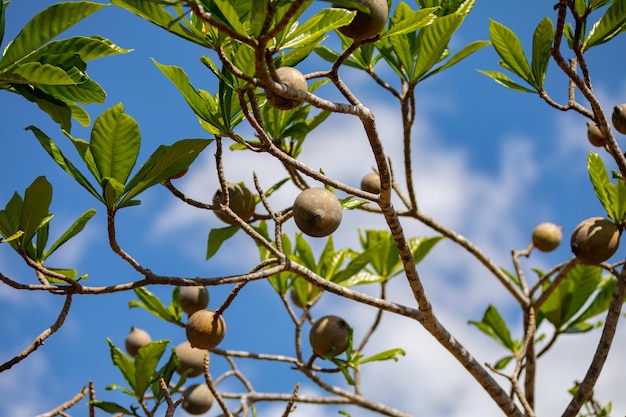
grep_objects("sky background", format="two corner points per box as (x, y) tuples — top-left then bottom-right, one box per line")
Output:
(2, 1), (626, 416)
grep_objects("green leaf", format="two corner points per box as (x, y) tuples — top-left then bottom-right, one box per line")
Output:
(89, 400), (134, 415)
(134, 340), (169, 397)
(151, 347), (180, 402)
(0, 2), (106, 69)
(107, 338), (137, 395)
(540, 264), (603, 329)
(531, 17), (554, 88)
(102, 177), (125, 210)
(282, 8), (354, 50)
(90, 103), (141, 186)
(212, 0), (248, 35)
(419, 40), (490, 81)
(25, 35), (132, 63)
(356, 348), (406, 365)
(206, 226), (239, 260)
(381, 7), (437, 38)
(26, 126), (103, 203)
(489, 19), (535, 88)
(44, 209), (96, 259)
(0, 1), (6, 47)
(477, 70), (537, 93)
(110, 0), (207, 47)
(121, 138), (211, 207)
(414, 13), (464, 81)
(494, 355), (513, 370)
(0, 193), (23, 248)
(4, 62), (77, 85)
(153, 59), (217, 125)
(469, 304), (515, 351)
(584, 0), (626, 49)
(410, 235), (445, 265)
(587, 152), (626, 222)
(566, 276), (615, 331)
(20, 176), (52, 246)
(130, 287), (179, 324)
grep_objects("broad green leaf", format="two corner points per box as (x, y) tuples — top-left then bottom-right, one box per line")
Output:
(540, 265), (602, 329)
(381, 7), (437, 38)
(45, 267), (78, 284)
(414, 13), (464, 81)
(419, 40), (490, 81)
(489, 19), (535, 88)
(584, 0), (626, 49)
(0, 2), (106, 69)
(111, 0), (207, 47)
(314, 45), (367, 69)
(477, 70), (537, 93)
(37, 73), (106, 105)
(90, 401), (134, 415)
(130, 287), (178, 324)
(153, 60), (215, 124)
(151, 348), (180, 402)
(12, 84), (72, 131)
(357, 348), (406, 365)
(531, 17), (554, 88)
(387, 31), (414, 81)
(206, 226), (239, 260)
(469, 304), (515, 351)
(333, 249), (377, 285)
(410, 235), (445, 265)
(590, 0), (615, 10)
(27, 126), (103, 202)
(102, 177), (125, 210)
(213, 0), (248, 36)
(35, 220), (51, 260)
(587, 152), (626, 222)
(23, 36), (131, 63)
(282, 9), (354, 50)
(0, 230), (23, 244)
(20, 176), (52, 246)
(90, 103), (141, 186)
(107, 338), (137, 395)
(121, 138), (212, 206)
(0, 193), (23, 247)
(294, 234), (317, 271)
(567, 276), (616, 330)
(4, 62), (76, 85)
(494, 355), (513, 370)
(134, 340), (169, 397)
(44, 209), (96, 259)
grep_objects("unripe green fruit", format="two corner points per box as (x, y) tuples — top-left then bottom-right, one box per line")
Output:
(309, 315), (350, 357)
(360, 172), (381, 194)
(182, 383), (214, 415)
(531, 222), (562, 252)
(175, 341), (207, 378)
(612, 104), (626, 134)
(213, 182), (256, 225)
(570, 217), (621, 264)
(186, 310), (226, 350)
(124, 326), (151, 357)
(265, 67), (308, 110)
(334, 0), (389, 40)
(587, 122), (607, 147)
(293, 188), (343, 238)
(179, 286), (209, 316)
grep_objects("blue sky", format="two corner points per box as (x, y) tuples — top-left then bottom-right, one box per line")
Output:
(2, 1), (626, 416)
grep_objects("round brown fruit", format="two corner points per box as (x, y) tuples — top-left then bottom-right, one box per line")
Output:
(360, 172), (381, 194)
(612, 104), (626, 134)
(124, 326), (151, 357)
(570, 217), (621, 264)
(179, 286), (209, 316)
(334, 0), (389, 40)
(175, 341), (207, 378)
(182, 383), (214, 415)
(168, 167), (189, 180)
(309, 315), (350, 358)
(531, 222), (563, 252)
(186, 310), (226, 350)
(265, 67), (308, 110)
(212, 182), (256, 225)
(587, 122), (607, 147)
(293, 188), (343, 238)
